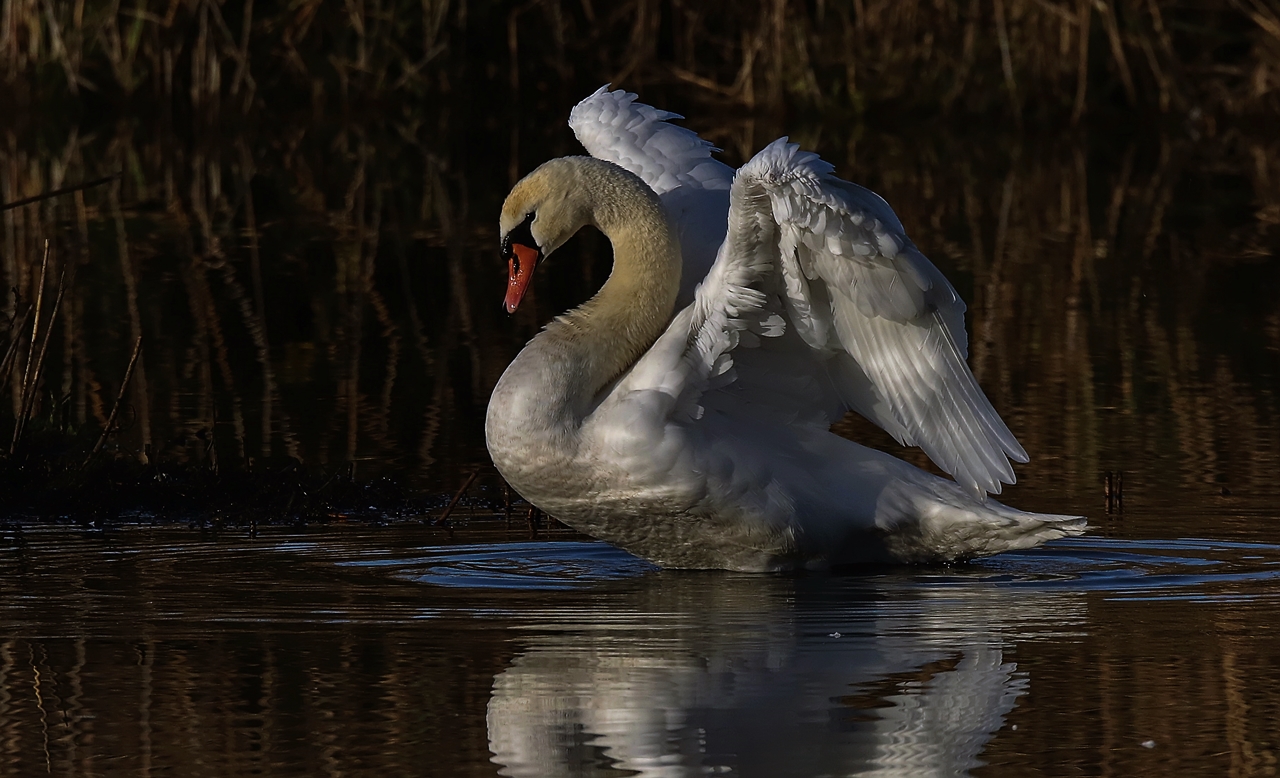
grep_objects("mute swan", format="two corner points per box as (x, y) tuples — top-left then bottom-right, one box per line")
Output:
(486, 88), (1084, 572)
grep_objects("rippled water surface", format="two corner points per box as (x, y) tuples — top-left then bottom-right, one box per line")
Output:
(1, 524), (1278, 777)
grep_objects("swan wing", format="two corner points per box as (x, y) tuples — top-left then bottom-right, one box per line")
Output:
(628, 139), (1027, 499)
(569, 86), (734, 194)
(571, 87), (736, 305)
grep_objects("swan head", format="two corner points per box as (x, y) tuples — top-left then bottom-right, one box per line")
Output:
(499, 158), (596, 313)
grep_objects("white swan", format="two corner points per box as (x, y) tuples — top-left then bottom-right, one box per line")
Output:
(486, 87), (1084, 572)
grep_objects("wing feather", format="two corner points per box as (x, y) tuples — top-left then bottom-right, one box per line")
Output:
(569, 86), (733, 194)
(660, 138), (1027, 499)
(580, 93), (1032, 499)
(570, 86), (734, 304)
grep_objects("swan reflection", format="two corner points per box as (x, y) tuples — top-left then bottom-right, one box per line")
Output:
(487, 572), (1081, 777)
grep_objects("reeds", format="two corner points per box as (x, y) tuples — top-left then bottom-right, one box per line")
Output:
(3, 1), (1280, 124)
(1, 93), (1278, 522)
(10, 240), (66, 453)
(0, 1), (1277, 526)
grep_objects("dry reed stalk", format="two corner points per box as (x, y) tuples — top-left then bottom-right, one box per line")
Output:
(394, 222), (444, 471)
(1099, 0), (1138, 105)
(1134, 24), (1173, 112)
(0, 305), (33, 394)
(14, 240), (51, 428)
(108, 179), (151, 458)
(355, 181), (401, 446)
(230, 0), (255, 98)
(0, 172), (120, 213)
(10, 266), (66, 452)
(236, 139), (274, 459)
(1072, 0), (1092, 125)
(432, 468), (479, 525)
(70, 187), (97, 429)
(178, 257), (217, 467)
(193, 258), (248, 465)
(84, 334), (142, 465)
(334, 150), (368, 463)
(992, 0), (1021, 127)
(3, 0), (1280, 123)
(38, 0), (78, 95)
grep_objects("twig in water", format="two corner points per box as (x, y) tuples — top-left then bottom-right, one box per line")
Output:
(432, 469), (479, 526)
(0, 172), (122, 213)
(85, 336), (143, 466)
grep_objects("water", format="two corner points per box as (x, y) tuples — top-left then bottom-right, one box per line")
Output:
(1, 525), (1278, 776)
(2, 80), (1280, 774)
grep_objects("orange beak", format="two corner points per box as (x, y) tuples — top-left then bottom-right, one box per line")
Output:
(504, 243), (540, 313)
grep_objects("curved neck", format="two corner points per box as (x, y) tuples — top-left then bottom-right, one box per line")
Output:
(494, 160), (682, 434)
(554, 191), (682, 392)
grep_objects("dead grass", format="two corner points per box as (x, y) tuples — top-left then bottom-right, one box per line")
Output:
(0, 2), (1277, 524)
(2, 1), (1280, 124)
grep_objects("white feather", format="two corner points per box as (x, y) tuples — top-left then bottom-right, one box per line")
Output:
(633, 136), (1030, 499)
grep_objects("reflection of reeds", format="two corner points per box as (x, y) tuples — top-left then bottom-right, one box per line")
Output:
(0, 552), (1277, 775)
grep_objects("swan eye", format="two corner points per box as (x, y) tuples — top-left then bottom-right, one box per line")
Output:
(502, 211), (538, 267)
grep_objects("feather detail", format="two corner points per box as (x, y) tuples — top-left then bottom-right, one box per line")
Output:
(570, 85), (733, 194)
(644, 137), (1028, 498)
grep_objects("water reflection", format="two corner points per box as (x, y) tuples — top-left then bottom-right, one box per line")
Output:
(1, 528), (1279, 775)
(486, 569), (1081, 777)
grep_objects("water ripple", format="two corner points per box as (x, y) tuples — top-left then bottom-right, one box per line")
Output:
(335, 541), (659, 589)
(318, 534), (1280, 602)
(951, 536), (1280, 601)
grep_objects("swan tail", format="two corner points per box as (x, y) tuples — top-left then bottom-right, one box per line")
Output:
(874, 480), (1086, 564)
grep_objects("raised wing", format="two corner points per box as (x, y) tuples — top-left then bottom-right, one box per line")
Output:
(571, 87), (735, 305)
(569, 86), (734, 194)
(674, 139), (1027, 499)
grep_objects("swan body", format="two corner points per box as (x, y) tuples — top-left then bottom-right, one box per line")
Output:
(486, 88), (1084, 572)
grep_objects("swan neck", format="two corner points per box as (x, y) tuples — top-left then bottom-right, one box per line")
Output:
(489, 158), (681, 457)
(554, 169), (680, 396)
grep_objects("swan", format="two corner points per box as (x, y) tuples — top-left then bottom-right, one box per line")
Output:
(486, 87), (1084, 572)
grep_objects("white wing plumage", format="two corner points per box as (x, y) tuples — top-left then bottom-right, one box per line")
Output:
(569, 85), (733, 194)
(571, 87), (734, 305)
(662, 139), (1027, 499)
(572, 88), (1027, 499)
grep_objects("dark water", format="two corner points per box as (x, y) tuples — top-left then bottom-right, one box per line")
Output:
(1, 525), (1278, 776)
(2, 90), (1280, 774)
